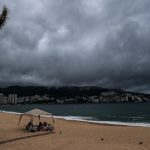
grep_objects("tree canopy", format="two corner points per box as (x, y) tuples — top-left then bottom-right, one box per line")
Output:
(0, 6), (8, 30)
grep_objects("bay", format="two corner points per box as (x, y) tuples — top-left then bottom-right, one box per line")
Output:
(1, 103), (150, 125)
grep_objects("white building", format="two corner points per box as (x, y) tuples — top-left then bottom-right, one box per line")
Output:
(0, 93), (8, 105)
(8, 94), (17, 104)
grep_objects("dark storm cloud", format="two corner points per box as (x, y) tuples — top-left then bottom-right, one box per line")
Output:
(0, 0), (150, 92)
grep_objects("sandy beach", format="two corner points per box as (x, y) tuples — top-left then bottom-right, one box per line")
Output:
(0, 112), (150, 150)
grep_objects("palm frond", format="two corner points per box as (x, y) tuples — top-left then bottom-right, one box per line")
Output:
(0, 6), (9, 30)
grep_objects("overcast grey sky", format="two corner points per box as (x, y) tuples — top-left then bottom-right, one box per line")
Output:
(0, 0), (150, 93)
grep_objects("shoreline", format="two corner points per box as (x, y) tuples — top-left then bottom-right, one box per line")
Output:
(2, 110), (150, 128)
(56, 117), (150, 128)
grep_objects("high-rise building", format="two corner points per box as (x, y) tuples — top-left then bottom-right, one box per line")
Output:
(8, 94), (18, 104)
(0, 93), (8, 105)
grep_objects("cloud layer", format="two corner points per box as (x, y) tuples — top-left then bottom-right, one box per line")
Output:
(0, 0), (150, 92)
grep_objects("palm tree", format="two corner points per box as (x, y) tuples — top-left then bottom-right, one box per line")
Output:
(0, 6), (8, 30)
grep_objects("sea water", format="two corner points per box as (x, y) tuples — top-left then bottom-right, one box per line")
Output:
(1, 103), (150, 127)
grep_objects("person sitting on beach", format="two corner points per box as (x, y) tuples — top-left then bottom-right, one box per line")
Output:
(28, 125), (37, 132)
(27, 123), (37, 132)
(43, 122), (48, 130)
(37, 122), (43, 131)
(43, 122), (48, 126)
(26, 119), (37, 132)
(42, 122), (54, 132)
(26, 121), (33, 131)
(27, 121), (33, 127)
(47, 124), (54, 132)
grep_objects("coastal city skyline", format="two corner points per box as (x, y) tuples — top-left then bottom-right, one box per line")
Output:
(0, 0), (150, 93)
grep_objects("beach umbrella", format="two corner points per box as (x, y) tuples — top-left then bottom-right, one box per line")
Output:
(18, 108), (55, 126)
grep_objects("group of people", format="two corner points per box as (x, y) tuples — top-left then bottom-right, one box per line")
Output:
(26, 120), (54, 132)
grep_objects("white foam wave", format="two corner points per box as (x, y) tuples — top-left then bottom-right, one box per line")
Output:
(54, 116), (150, 127)
(2, 110), (22, 115)
(1, 110), (150, 127)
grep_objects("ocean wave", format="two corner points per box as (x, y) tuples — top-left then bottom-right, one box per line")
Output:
(2, 110), (22, 115)
(102, 115), (145, 119)
(1, 110), (150, 127)
(54, 116), (150, 127)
